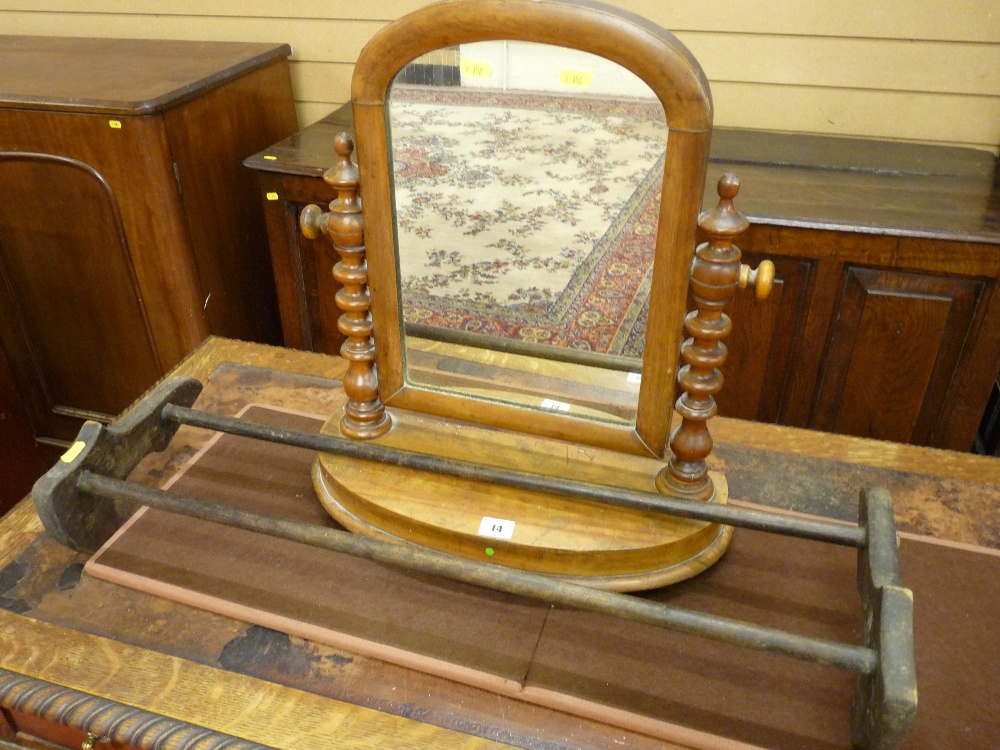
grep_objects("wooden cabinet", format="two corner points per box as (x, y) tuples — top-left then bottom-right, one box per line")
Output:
(716, 228), (1000, 451)
(0, 37), (299, 455)
(245, 107), (351, 355)
(246, 112), (1000, 451)
(710, 130), (1000, 452)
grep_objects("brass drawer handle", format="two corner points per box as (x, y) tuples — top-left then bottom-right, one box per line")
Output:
(82, 733), (110, 750)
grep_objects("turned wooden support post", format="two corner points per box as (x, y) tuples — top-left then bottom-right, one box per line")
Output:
(658, 173), (749, 501)
(301, 132), (391, 439)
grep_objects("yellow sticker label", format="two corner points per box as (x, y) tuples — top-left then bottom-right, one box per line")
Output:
(108, 120), (122, 129)
(265, 192), (279, 201)
(263, 155), (277, 160)
(559, 69), (593, 88)
(60, 441), (86, 463)
(461, 59), (493, 79)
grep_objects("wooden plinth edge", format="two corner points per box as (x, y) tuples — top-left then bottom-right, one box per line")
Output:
(312, 408), (733, 592)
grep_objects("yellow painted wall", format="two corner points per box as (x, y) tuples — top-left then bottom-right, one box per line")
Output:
(1, 1), (998, 152)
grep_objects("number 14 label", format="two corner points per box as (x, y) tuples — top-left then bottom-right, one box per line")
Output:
(478, 516), (515, 540)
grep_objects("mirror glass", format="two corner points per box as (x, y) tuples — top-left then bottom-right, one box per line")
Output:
(387, 41), (667, 425)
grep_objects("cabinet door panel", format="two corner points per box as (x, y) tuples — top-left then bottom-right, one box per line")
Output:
(811, 266), (986, 445)
(0, 154), (162, 442)
(256, 172), (345, 355)
(0, 108), (209, 370)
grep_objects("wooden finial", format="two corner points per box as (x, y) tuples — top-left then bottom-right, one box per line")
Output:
(328, 132), (361, 195)
(300, 132), (391, 439)
(657, 173), (747, 501)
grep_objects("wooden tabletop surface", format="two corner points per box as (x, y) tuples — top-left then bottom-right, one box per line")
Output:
(0, 36), (292, 115)
(246, 107), (1000, 245)
(1, 337), (998, 749)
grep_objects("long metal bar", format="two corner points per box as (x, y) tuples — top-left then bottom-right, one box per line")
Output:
(78, 471), (878, 675)
(162, 404), (866, 548)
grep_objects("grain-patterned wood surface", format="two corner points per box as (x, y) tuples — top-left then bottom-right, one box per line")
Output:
(2, 338), (999, 748)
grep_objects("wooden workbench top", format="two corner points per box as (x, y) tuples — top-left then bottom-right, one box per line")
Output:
(1, 338), (998, 749)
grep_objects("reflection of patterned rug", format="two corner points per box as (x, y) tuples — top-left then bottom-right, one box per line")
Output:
(389, 86), (666, 357)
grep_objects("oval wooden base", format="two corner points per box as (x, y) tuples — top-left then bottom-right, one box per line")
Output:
(313, 409), (733, 592)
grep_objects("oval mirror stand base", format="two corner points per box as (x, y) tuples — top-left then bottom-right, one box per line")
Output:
(311, 406), (733, 592)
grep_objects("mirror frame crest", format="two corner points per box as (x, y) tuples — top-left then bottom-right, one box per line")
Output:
(352, 0), (713, 457)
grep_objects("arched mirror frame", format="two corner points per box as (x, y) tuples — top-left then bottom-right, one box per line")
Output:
(352, 0), (713, 457)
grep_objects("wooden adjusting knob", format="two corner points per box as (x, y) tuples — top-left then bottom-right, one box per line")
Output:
(739, 260), (775, 301)
(299, 203), (328, 239)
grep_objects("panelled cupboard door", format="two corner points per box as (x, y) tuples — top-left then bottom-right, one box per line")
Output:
(0, 153), (162, 443)
(810, 266), (991, 448)
(0, 108), (208, 372)
(0, 38), (298, 450)
(255, 171), (344, 356)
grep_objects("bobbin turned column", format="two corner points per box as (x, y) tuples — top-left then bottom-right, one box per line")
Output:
(657, 173), (748, 501)
(300, 133), (391, 439)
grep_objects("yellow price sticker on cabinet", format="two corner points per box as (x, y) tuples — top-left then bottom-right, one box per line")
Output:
(559, 69), (593, 88)
(108, 120), (122, 129)
(265, 192), (279, 201)
(461, 59), (493, 79)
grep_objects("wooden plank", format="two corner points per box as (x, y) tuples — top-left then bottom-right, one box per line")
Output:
(0, 611), (510, 750)
(289, 60), (353, 102)
(613, 0), (1000, 42)
(2, 6), (998, 150)
(292, 38), (1000, 98)
(0, 13), (385, 62)
(712, 82), (1000, 149)
(4, 13), (997, 94)
(0, 501), (44, 568)
(0, 0), (996, 42)
(296, 101), (344, 127)
(0, 0), (430, 22)
(680, 33), (1000, 96)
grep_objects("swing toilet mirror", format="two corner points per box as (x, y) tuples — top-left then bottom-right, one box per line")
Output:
(298, 0), (769, 591)
(352, 0), (714, 458)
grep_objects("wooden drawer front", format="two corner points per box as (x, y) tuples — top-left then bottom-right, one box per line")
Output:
(812, 266), (988, 446)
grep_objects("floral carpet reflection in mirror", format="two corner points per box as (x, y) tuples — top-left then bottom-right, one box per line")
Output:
(390, 85), (666, 358)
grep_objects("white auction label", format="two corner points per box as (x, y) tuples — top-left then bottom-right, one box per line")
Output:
(540, 399), (571, 412)
(478, 516), (515, 540)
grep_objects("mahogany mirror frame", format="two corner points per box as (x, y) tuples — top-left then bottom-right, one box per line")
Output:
(352, 0), (713, 457)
